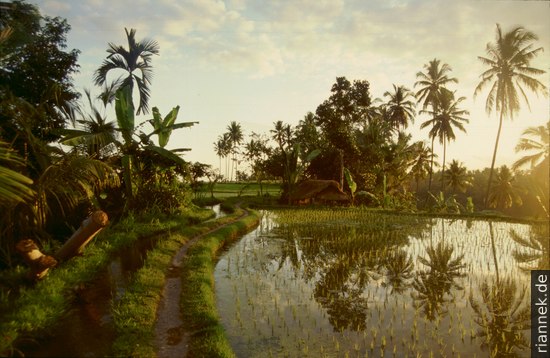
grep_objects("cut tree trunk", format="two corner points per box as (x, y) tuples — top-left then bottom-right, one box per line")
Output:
(15, 239), (58, 280)
(55, 211), (109, 261)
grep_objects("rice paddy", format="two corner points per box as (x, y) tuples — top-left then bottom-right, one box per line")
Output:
(214, 208), (548, 357)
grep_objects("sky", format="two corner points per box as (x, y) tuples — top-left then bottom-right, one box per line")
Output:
(31, 0), (550, 172)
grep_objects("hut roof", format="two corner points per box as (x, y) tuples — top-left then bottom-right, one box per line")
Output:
(291, 180), (349, 201)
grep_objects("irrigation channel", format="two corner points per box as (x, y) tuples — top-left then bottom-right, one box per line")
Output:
(18, 204), (228, 357)
(215, 209), (548, 357)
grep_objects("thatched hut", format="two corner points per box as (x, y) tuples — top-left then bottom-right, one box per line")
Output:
(290, 180), (349, 205)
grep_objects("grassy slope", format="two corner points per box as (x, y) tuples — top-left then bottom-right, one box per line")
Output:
(0, 207), (213, 356)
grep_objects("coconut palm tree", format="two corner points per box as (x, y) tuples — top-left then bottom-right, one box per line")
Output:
(383, 84), (416, 130)
(444, 160), (472, 194)
(410, 141), (438, 193)
(415, 59), (458, 111)
(61, 89), (118, 159)
(415, 59), (458, 194)
(0, 140), (34, 205)
(226, 121), (243, 181)
(420, 91), (469, 191)
(474, 24), (548, 208)
(487, 165), (523, 209)
(512, 121), (549, 171)
(93, 28), (159, 115)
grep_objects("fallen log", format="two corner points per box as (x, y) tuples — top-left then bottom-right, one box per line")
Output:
(55, 210), (109, 262)
(15, 239), (58, 280)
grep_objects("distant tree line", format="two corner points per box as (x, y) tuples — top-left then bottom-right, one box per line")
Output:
(213, 25), (548, 218)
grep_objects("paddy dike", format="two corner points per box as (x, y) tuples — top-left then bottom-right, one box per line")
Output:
(154, 204), (246, 358)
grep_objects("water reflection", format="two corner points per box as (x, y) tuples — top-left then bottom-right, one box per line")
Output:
(215, 210), (535, 357)
(411, 242), (466, 321)
(510, 223), (550, 270)
(381, 249), (414, 294)
(469, 277), (530, 357)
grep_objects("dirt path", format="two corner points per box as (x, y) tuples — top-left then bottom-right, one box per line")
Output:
(154, 207), (247, 358)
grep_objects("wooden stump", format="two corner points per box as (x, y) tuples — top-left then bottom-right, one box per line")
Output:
(15, 239), (58, 280)
(55, 211), (109, 261)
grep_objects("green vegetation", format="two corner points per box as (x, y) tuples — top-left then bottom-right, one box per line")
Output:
(111, 204), (256, 357)
(0, 1), (548, 357)
(181, 208), (260, 358)
(209, 182), (281, 198)
(215, 207), (546, 357)
(0, 207), (212, 355)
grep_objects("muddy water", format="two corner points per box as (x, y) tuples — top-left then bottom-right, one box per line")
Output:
(18, 234), (160, 357)
(17, 205), (225, 357)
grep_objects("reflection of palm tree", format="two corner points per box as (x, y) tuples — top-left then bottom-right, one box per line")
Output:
(313, 257), (371, 332)
(510, 224), (549, 270)
(412, 241), (466, 320)
(382, 249), (414, 294)
(469, 278), (530, 357)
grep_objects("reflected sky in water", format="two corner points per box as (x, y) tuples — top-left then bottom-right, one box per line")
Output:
(215, 209), (546, 357)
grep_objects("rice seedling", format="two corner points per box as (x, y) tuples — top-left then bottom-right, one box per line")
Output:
(214, 207), (536, 357)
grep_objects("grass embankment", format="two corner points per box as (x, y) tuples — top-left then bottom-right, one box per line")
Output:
(0, 207), (213, 356)
(180, 207), (259, 358)
(110, 200), (259, 357)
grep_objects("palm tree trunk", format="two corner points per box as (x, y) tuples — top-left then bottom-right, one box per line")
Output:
(424, 136), (436, 207)
(428, 136), (435, 193)
(441, 138), (446, 194)
(484, 110), (504, 208)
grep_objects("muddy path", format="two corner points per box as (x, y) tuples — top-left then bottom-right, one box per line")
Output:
(154, 206), (248, 358)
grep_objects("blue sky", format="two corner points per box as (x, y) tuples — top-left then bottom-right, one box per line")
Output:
(32, 0), (549, 171)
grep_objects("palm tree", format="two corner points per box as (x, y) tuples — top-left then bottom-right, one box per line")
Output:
(444, 160), (471, 194)
(0, 140), (34, 205)
(474, 24), (548, 208)
(415, 59), (458, 194)
(410, 141), (438, 193)
(93, 28), (159, 115)
(383, 84), (416, 130)
(61, 89), (118, 159)
(415, 59), (458, 111)
(213, 138), (224, 177)
(420, 91), (469, 191)
(226, 121), (243, 181)
(487, 165), (523, 209)
(512, 121), (549, 171)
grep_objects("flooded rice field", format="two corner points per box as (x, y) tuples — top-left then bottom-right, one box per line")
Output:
(215, 209), (548, 357)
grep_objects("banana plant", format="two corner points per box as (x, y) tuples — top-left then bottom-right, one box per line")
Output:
(147, 106), (197, 148)
(343, 167), (357, 205)
(113, 86), (198, 205)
